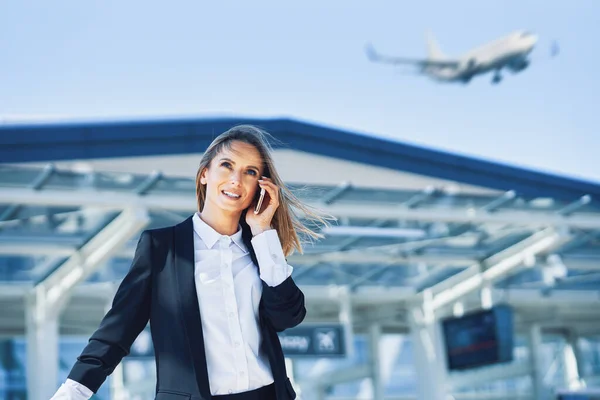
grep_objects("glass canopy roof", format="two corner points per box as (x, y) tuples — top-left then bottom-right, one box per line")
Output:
(1, 163), (599, 295)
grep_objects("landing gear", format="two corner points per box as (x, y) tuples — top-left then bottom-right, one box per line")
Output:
(492, 70), (502, 84)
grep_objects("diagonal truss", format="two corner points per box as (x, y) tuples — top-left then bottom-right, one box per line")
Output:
(421, 227), (573, 311)
(30, 207), (150, 313)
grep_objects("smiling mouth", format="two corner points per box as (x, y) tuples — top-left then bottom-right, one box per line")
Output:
(222, 190), (241, 199)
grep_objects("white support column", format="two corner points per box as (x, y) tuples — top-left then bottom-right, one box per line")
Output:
(285, 358), (299, 398)
(338, 285), (354, 358)
(563, 331), (583, 390)
(26, 289), (60, 400)
(409, 301), (448, 400)
(480, 285), (493, 310)
(368, 323), (383, 400)
(107, 296), (128, 400)
(316, 385), (327, 400)
(25, 208), (150, 400)
(110, 364), (127, 400)
(529, 324), (548, 400)
(570, 333), (586, 382)
(452, 301), (464, 317)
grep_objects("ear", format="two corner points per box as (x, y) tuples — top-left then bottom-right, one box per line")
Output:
(199, 167), (208, 185)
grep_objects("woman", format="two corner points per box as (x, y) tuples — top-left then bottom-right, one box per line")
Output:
(52, 125), (331, 400)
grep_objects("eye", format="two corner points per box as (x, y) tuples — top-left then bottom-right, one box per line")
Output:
(247, 169), (258, 176)
(220, 161), (232, 169)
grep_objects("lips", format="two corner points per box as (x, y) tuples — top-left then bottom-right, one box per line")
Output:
(222, 190), (241, 199)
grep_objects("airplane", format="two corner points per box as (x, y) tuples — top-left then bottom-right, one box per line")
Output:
(365, 30), (543, 85)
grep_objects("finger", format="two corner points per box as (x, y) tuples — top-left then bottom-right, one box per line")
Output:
(260, 177), (279, 190)
(260, 184), (279, 205)
(258, 178), (277, 190)
(258, 180), (280, 206)
(259, 177), (278, 191)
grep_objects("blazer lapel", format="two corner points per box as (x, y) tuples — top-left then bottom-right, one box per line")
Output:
(174, 216), (212, 399)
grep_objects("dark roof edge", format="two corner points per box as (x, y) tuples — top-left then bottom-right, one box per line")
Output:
(1, 116), (597, 202)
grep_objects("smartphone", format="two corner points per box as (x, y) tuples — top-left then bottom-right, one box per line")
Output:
(254, 187), (266, 214)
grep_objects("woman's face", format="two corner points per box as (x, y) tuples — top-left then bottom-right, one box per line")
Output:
(200, 140), (264, 214)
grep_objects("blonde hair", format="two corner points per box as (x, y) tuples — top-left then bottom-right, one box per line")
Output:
(195, 124), (334, 256)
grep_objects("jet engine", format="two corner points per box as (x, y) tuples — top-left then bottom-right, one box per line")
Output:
(507, 59), (530, 72)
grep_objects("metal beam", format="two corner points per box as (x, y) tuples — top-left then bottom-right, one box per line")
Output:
(33, 207), (150, 309)
(299, 218), (390, 278)
(320, 181), (352, 205)
(402, 185), (438, 208)
(314, 205), (600, 230)
(0, 164), (55, 223)
(425, 228), (571, 310)
(559, 195), (592, 216)
(290, 251), (475, 266)
(557, 230), (600, 253)
(302, 285), (416, 304)
(0, 243), (74, 256)
(135, 170), (163, 195)
(397, 190), (517, 257)
(1, 187), (196, 212)
(490, 288), (600, 308)
(447, 361), (532, 391)
(4, 242), (600, 274)
(302, 365), (370, 387)
(4, 187), (600, 229)
(0, 286), (598, 312)
(333, 219), (390, 251)
(348, 263), (393, 290)
(320, 225), (426, 238)
(481, 190), (517, 212)
(0, 241), (477, 266)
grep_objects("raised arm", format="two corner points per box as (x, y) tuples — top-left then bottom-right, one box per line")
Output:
(252, 229), (306, 332)
(65, 230), (154, 393)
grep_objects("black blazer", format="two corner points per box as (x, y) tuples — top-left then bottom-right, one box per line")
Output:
(68, 215), (305, 400)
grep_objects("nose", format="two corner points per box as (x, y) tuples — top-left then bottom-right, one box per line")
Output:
(229, 170), (242, 185)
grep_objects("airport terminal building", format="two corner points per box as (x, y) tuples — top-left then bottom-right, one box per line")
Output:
(1, 117), (599, 400)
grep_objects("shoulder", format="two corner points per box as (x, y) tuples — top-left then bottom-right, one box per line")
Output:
(140, 215), (193, 244)
(144, 225), (173, 238)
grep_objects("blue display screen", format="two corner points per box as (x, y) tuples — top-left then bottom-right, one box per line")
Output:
(441, 305), (514, 370)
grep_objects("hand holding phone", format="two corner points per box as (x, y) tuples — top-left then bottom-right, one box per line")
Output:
(254, 187), (266, 214)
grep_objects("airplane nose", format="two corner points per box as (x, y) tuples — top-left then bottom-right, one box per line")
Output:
(524, 35), (538, 52)
(529, 35), (539, 47)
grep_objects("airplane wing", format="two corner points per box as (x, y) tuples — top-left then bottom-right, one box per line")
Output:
(365, 43), (460, 68)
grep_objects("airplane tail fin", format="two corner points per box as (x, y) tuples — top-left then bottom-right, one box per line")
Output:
(425, 31), (446, 60)
(364, 42), (380, 62)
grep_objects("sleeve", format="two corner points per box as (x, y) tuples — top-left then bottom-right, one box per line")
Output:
(50, 379), (94, 400)
(66, 230), (154, 393)
(250, 229), (293, 287)
(252, 230), (306, 332)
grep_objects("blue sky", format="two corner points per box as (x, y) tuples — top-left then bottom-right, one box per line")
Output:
(1, 0), (598, 183)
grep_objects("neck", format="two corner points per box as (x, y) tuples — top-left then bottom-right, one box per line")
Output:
(199, 204), (241, 236)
